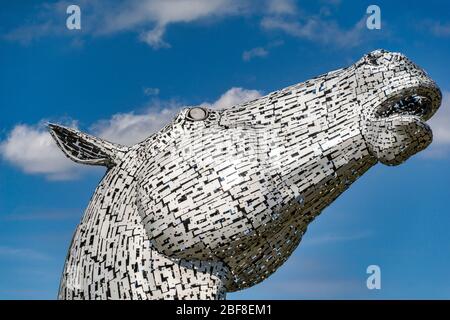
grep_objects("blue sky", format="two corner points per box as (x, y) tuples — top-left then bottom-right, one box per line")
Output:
(1, 0), (450, 299)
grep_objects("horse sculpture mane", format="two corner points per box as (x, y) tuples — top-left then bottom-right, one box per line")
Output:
(49, 50), (442, 300)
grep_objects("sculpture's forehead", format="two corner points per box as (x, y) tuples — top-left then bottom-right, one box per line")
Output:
(356, 51), (419, 73)
(138, 51), (424, 153)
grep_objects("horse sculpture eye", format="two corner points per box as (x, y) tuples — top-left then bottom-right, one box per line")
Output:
(187, 107), (209, 121)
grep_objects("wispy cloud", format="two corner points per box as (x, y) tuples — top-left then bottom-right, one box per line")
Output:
(1, 210), (80, 222)
(2, 0), (251, 49)
(91, 101), (181, 146)
(1, 0), (377, 50)
(243, 47), (269, 61)
(92, 87), (261, 145)
(261, 15), (368, 48)
(230, 255), (366, 299)
(209, 87), (262, 109)
(302, 231), (372, 246)
(96, 0), (251, 49)
(242, 40), (283, 61)
(1, 1), (73, 45)
(423, 20), (450, 37)
(143, 87), (160, 96)
(253, 278), (363, 298)
(0, 87), (261, 180)
(0, 246), (50, 261)
(3, 22), (57, 45)
(266, 0), (297, 15)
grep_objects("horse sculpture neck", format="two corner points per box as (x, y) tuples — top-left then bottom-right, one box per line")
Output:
(58, 162), (230, 299)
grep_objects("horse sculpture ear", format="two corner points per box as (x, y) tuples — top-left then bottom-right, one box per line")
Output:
(48, 123), (129, 168)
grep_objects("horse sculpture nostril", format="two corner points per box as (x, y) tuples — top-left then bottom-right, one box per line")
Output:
(367, 53), (381, 67)
(366, 49), (388, 66)
(367, 54), (381, 66)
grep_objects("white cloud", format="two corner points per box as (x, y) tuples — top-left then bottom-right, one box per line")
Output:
(0, 246), (50, 261)
(2, 209), (81, 221)
(143, 87), (160, 96)
(139, 25), (170, 49)
(261, 16), (367, 47)
(424, 21), (450, 37)
(242, 40), (283, 61)
(90, 0), (250, 49)
(1, 1), (73, 44)
(2, 22), (55, 45)
(1, 87), (261, 180)
(251, 278), (363, 297)
(2, 0), (372, 50)
(210, 87), (262, 109)
(266, 0), (297, 15)
(242, 47), (269, 61)
(92, 106), (180, 146)
(229, 255), (366, 299)
(0, 122), (81, 180)
(302, 231), (372, 246)
(107, 0), (243, 29)
(93, 87), (262, 144)
(2, 0), (248, 48)
(423, 91), (450, 158)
